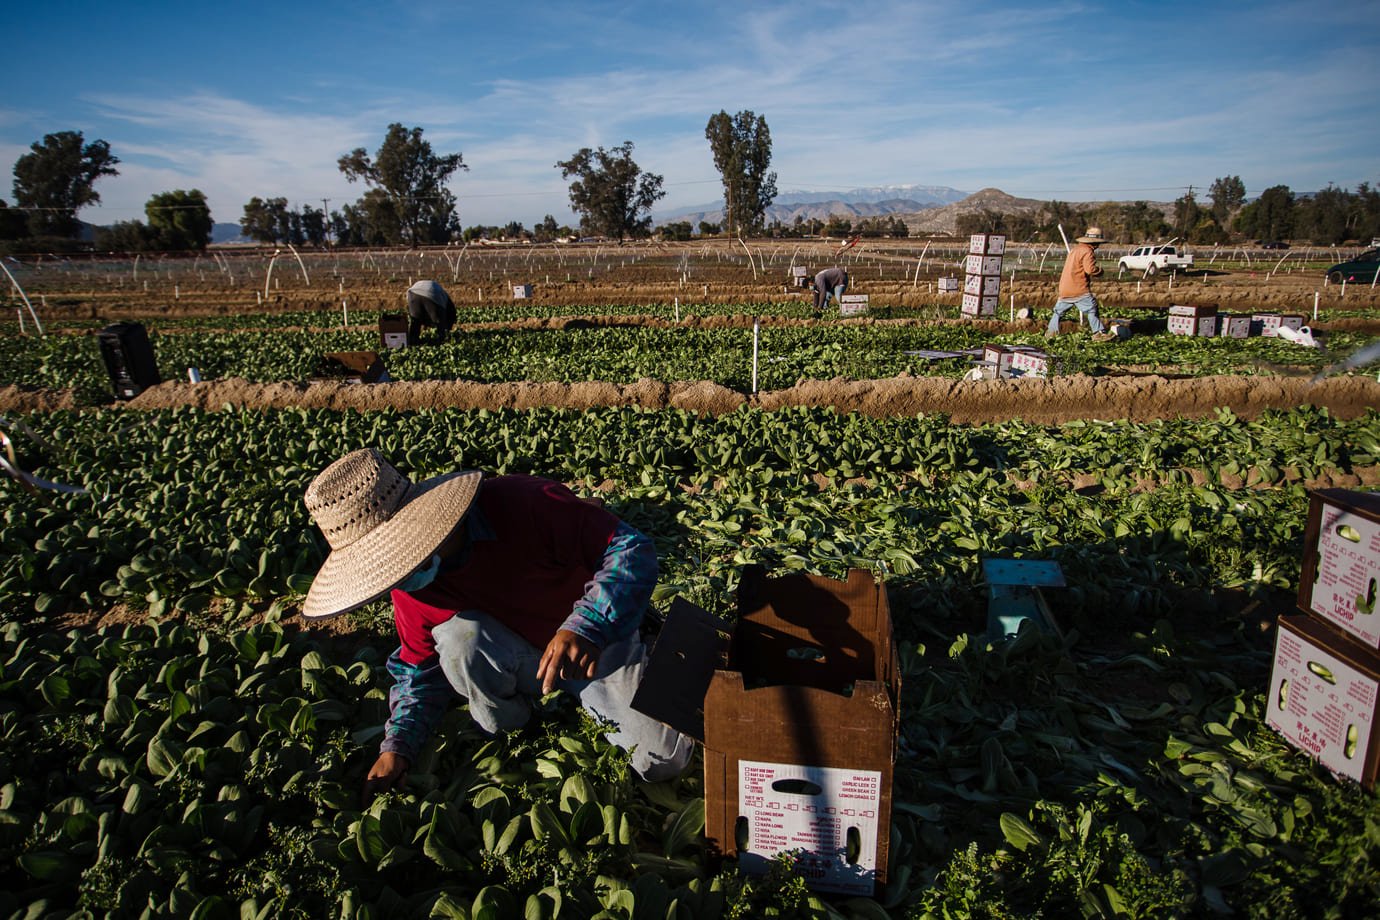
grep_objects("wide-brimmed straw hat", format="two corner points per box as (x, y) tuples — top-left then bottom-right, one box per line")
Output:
(301, 448), (482, 619)
(1077, 227), (1108, 244)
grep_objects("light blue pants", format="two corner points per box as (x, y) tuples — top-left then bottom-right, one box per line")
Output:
(821, 283), (848, 310)
(431, 611), (694, 782)
(1048, 292), (1105, 334)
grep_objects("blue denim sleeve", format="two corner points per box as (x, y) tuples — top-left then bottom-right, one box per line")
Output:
(381, 647), (455, 762)
(559, 521), (658, 648)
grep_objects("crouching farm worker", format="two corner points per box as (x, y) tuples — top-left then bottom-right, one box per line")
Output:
(300, 448), (694, 801)
(406, 279), (457, 346)
(810, 266), (850, 315)
(1047, 227), (1115, 341)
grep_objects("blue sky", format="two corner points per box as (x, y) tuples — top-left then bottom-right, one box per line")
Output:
(3, 0), (1377, 229)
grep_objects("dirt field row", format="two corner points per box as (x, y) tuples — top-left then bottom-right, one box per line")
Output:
(5, 373), (1377, 425)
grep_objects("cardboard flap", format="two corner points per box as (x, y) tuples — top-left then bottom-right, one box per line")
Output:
(630, 597), (730, 742)
(735, 568), (889, 693)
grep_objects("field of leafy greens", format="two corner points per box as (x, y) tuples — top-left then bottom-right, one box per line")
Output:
(2, 320), (1371, 408)
(2, 401), (1379, 917)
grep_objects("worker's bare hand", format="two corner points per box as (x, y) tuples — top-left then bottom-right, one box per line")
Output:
(537, 629), (599, 694)
(362, 751), (410, 805)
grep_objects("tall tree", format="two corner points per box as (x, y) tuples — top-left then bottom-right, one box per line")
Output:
(1172, 188), (1202, 239)
(705, 110), (777, 236)
(1207, 176), (1246, 227)
(338, 124), (465, 246)
(1234, 185), (1295, 241)
(299, 204), (328, 246)
(555, 141), (664, 240)
(240, 197), (291, 244)
(1295, 183), (1352, 245)
(12, 131), (120, 238)
(146, 189), (213, 250)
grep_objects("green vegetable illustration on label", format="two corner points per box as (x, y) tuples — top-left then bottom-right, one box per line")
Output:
(1307, 660), (1338, 684)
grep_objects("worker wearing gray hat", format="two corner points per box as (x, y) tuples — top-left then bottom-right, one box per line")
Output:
(407, 280), (457, 346)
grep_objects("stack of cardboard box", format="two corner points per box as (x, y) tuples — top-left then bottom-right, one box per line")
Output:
(962, 234), (1005, 318)
(1266, 489), (1380, 789)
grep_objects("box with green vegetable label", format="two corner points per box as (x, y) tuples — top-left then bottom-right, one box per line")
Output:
(1298, 489), (1380, 651)
(631, 567), (900, 896)
(1266, 614), (1380, 789)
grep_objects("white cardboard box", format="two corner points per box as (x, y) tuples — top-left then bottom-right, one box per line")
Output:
(839, 294), (869, 317)
(964, 255), (1004, 276)
(1009, 349), (1057, 378)
(1169, 303), (1217, 318)
(1267, 614), (1379, 789)
(737, 760), (882, 896)
(964, 274), (1002, 296)
(982, 344), (1015, 377)
(968, 234), (1007, 256)
(1254, 313), (1306, 337)
(937, 276), (959, 293)
(1168, 314), (1217, 337)
(512, 284), (533, 299)
(1299, 490), (1380, 649)
(1218, 314), (1252, 338)
(961, 293), (998, 316)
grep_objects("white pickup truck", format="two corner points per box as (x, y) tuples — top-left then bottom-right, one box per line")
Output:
(1118, 244), (1194, 276)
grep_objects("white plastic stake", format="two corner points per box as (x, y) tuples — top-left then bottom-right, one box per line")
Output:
(751, 319), (760, 394)
(674, 298), (680, 322)
(1313, 291), (1320, 321)
(342, 299), (348, 328)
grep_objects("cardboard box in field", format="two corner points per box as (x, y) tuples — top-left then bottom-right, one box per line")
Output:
(379, 313), (409, 350)
(965, 254), (1004, 276)
(969, 233), (1007, 255)
(1009, 349), (1058, 378)
(961, 293), (999, 317)
(309, 351), (388, 384)
(1168, 314), (1217, 337)
(1267, 614), (1380, 789)
(839, 294), (870, 317)
(1298, 489), (1380, 650)
(1217, 314), (1252, 338)
(632, 568), (900, 896)
(982, 344), (1016, 378)
(937, 276), (960, 293)
(1252, 312), (1306, 337)
(964, 274), (1003, 297)
(512, 283), (533, 299)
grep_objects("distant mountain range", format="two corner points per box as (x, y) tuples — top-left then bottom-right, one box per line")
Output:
(662, 186), (1179, 236)
(660, 184), (969, 228)
(212, 222), (247, 244)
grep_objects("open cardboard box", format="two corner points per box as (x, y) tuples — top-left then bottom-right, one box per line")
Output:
(633, 567), (900, 896)
(309, 351), (389, 384)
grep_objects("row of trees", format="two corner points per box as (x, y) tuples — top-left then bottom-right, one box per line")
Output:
(0, 115), (860, 248)
(9, 126), (1375, 252)
(956, 175), (1380, 246)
